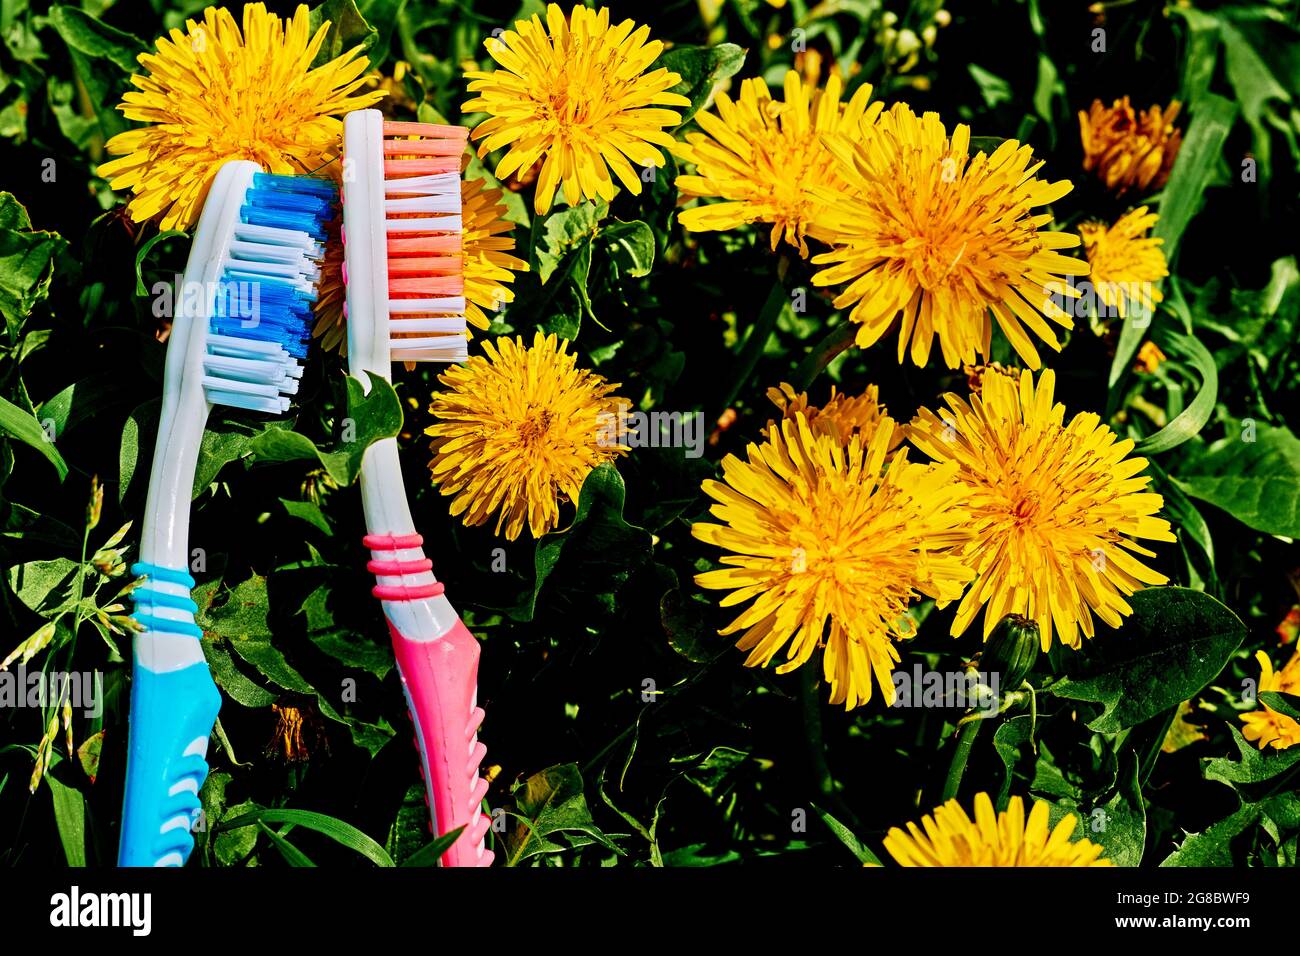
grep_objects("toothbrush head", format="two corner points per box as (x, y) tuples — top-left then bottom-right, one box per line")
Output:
(342, 109), (469, 375)
(184, 160), (336, 414)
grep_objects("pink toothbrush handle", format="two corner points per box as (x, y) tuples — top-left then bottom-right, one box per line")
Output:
(365, 533), (493, 866)
(389, 617), (494, 867)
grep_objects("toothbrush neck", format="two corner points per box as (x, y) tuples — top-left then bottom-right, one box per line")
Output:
(139, 388), (209, 571)
(359, 436), (417, 537)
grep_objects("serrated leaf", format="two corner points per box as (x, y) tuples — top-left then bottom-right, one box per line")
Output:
(1050, 588), (1245, 732)
(248, 374), (402, 486)
(505, 763), (619, 866)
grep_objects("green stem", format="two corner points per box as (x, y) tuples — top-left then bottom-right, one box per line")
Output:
(791, 320), (858, 392)
(799, 659), (835, 805)
(715, 271), (789, 418)
(940, 718), (982, 803)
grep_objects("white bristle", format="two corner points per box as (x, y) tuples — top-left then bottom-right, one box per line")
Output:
(198, 170), (329, 413)
(383, 215), (463, 234)
(384, 172), (461, 195)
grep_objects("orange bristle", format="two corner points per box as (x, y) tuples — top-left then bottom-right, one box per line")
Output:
(388, 235), (460, 256)
(389, 275), (464, 296)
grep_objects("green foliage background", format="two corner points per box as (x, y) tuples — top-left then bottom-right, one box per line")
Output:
(2, 0), (1300, 866)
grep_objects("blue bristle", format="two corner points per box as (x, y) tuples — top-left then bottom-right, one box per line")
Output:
(252, 172), (338, 199)
(241, 203), (332, 241)
(214, 174), (335, 357)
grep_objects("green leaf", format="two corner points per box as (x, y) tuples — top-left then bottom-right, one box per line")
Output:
(1132, 330), (1217, 455)
(527, 202), (606, 338)
(505, 763), (619, 866)
(297, 580), (392, 678)
(400, 826), (467, 866)
(968, 63), (1013, 109)
(811, 803), (882, 865)
(257, 822), (318, 868)
(48, 6), (145, 141)
(1218, 17), (1298, 187)
(202, 577), (315, 694)
(1050, 588), (1245, 732)
(47, 760), (86, 867)
(7, 558), (79, 614)
(1048, 753), (1146, 866)
(248, 375), (402, 486)
(518, 462), (651, 621)
(199, 636), (277, 708)
(0, 394), (67, 480)
(307, 0), (378, 67)
(993, 713), (1035, 803)
(599, 220), (655, 279)
(119, 399), (160, 504)
(1259, 691), (1300, 723)
(37, 373), (124, 441)
(657, 43), (745, 124)
(1161, 800), (1261, 866)
(0, 192), (67, 339)
(193, 415), (262, 496)
(134, 230), (187, 297)
(258, 822), (317, 866)
(280, 498), (333, 536)
(219, 807), (395, 865)
(213, 799), (260, 865)
(1176, 422), (1300, 538)
(1110, 94), (1237, 385)
(1171, 6), (1221, 109)
(1205, 726), (1300, 790)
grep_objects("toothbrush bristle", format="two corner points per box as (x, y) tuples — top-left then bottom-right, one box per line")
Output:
(381, 121), (469, 363)
(204, 172), (335, 414)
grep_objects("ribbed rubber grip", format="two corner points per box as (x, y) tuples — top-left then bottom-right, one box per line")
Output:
(389, 617), (493, 867)
(117, 662), (220, 866)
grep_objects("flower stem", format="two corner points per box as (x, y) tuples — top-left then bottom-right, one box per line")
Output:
(792, 320), (857, 391)
(716, 272), (789, 417)
(799, 658), (835, 804)
(939, 718), (982, 803)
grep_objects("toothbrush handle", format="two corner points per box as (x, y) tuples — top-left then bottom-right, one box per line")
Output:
(118, 563), (219, 867)
(389, 618), (494, 867)
(365, 534), (493, 867)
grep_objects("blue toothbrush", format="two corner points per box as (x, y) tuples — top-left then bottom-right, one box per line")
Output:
(119, 162), (334, 866)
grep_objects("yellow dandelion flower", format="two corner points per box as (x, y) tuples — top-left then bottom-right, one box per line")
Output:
(1079, 97), (1183, 195)
(463, 4), (691, 215)
(311, 176), (526, 356)
(765, 382), (900, 450)
(812, 104), (1088, 370)
(1134, 340), (1167, 374)
(461, 178), (529, 331)
(884, 793), (1113, 867)
(1241, 649), (1300, 751)
(672, 71), (880, 256)
(908, 368), (1176, 650)
(692, 413), (974, 709)
(97, 4), (383, 231)
(425, 332), (627, 540)
(1079, 206), (1168, 319)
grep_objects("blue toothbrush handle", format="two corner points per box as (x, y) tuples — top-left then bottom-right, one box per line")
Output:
(118, 663), (220, 866)
(118, 562), (219, 867)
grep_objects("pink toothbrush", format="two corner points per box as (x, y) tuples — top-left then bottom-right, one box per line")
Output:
(341, 109), (492, 866)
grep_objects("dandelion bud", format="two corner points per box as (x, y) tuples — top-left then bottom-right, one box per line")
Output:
(982, 614), (1041, 689)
